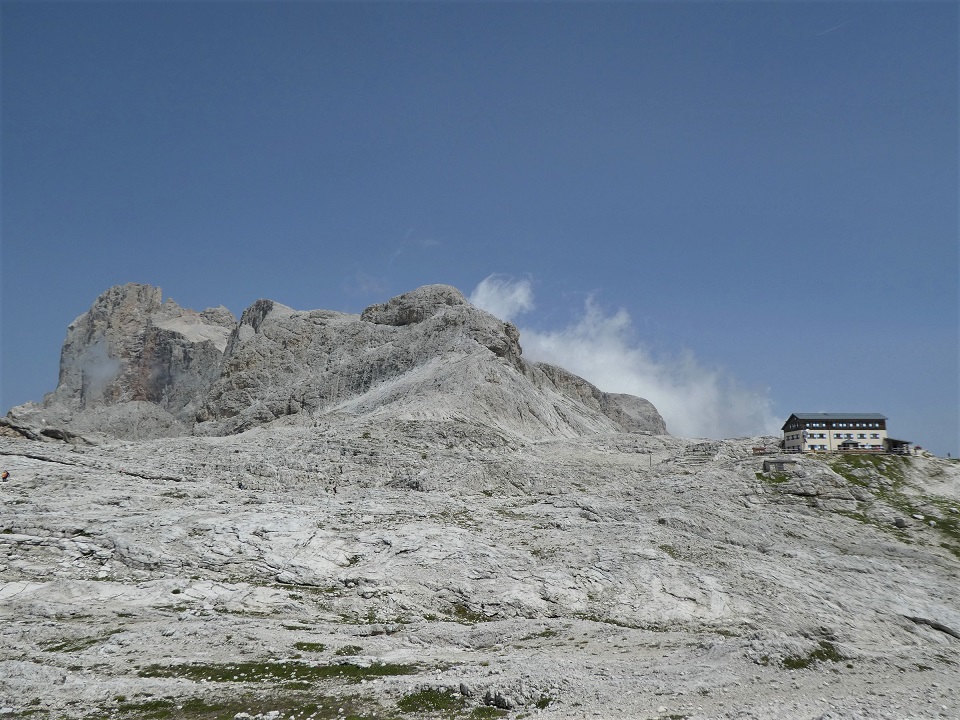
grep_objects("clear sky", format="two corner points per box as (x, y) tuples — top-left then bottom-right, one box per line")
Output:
(2, 2), (957, 454)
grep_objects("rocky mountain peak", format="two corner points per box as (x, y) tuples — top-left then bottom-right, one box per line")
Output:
(5, 283), (666, 442)
(51, 283), (234, 412)
(238, 298), (295, 332)
(360, 284), (467, 326)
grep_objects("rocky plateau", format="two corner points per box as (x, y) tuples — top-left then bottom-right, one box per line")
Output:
(1, 284), (958, 720)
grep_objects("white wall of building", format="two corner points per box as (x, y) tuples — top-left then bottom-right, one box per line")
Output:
(782, 418), (887, 452)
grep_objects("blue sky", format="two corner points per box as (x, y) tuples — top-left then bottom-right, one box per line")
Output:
(2, 2), (957, 453)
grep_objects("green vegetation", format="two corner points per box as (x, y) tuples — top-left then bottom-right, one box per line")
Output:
(535, 695), (553, 709)
(294, 641), (326, 653)
(658, 544), (682, 560)
(335, 644), (363, 656)
(576, 613), (644, 630)
(828, 453), (908, 485)
(828, 454), (960, 558)
(756, 471), (790, 484)
(138, 659), (417, 684)
(782, 640), (845, 670)
(470, 708), (508, 718)
(396, 688), (466, 713)
(451, 603), (492, 624)
(518, 629), (558, 642)
(41, 630), (120, 653)
(94, 691), (393, 720)
(114, 698), (184, 719)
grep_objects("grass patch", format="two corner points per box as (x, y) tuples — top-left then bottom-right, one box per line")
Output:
(659, 544), (682, 560)
(828, 453), (909, 486)
(101, 690), (390, 720)
(396, 688), (466, 713)
(828, 454), (960, 553)
(293, 642), (326, 653)
(451, 603), (492, 624)
(535, 695), (553, 709)
(283, 681), (313, 690)
(782, 640), (845, 670)
(519, 629), (558, 642)
(471, 707), (509, 718)
(577, 614), (643, 630)
(756, 471), (790, 484)
(41, 630), (121, 653)
(115, 698), (179, 718)
(335, 645), (363, 656)
(138, 659), (417, 684)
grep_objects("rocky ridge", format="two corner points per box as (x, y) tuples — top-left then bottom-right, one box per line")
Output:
(4, 283), (666, 442)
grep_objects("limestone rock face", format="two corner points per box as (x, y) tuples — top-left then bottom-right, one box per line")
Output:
(6, 283), (666, 442)
(359, 284), (469, 327)
(196, 285), (661, 439)
(531, 362), (667, 435)
(7, 284), (234, 439)
(53, 283), (234, 412)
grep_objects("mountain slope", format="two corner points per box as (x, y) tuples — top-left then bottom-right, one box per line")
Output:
(4, 283), (666, 441)
(0, 427), (957, 719)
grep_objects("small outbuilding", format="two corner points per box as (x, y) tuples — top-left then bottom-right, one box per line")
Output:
(884, 437), (913, 455)
(763, 458), (799, 473)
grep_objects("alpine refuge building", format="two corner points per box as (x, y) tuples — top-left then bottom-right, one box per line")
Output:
(781, 413), (898, 453)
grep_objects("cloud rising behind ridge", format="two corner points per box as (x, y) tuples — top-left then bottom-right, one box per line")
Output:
(470, 275), (779, 439)
(468, 274), (535, 322)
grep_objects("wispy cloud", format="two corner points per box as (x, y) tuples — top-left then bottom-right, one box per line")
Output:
(341, 271), (389, 298)
(469, 274), (535, 322)
(389, 227), (441, 264)
(816, 19), (853, 36)
(470, 274), (780, 440)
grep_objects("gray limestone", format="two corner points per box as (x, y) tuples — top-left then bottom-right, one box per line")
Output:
(1, 428), (958, 719)
(0, 284), (957, 719)
(5, 283), (666, 441)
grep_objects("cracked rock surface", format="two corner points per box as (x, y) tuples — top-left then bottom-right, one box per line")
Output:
(1, 428), (958, 719)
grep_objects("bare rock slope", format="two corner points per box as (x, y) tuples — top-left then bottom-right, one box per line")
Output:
(0, 429), (958, 720)
(5, 283), (666, 441)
